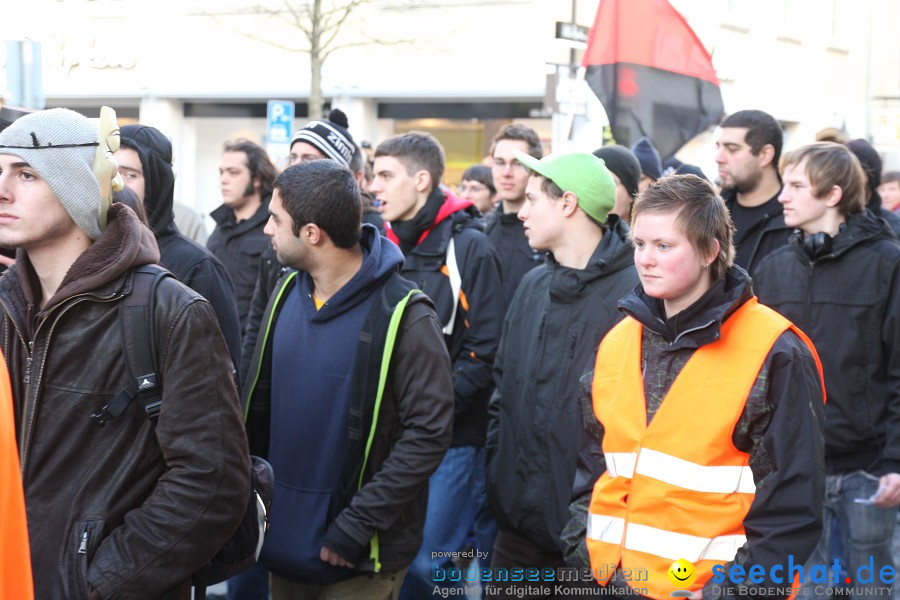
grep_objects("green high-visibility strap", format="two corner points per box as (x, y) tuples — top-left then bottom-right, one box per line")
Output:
(244, 271), (298, 421)
(357, 288), (420, 572)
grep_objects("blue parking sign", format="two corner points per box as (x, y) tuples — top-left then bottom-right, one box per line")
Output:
(267, 100), (295, 145)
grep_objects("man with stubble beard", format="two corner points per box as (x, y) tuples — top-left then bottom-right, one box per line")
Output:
(714, 109), (792, 276)
(208, 139), (277, 332)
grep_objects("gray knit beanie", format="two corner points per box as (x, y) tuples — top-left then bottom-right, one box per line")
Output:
(0, 108), (102, 239)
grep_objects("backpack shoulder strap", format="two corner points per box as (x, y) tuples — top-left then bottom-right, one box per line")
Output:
(91, 265), (172, 427)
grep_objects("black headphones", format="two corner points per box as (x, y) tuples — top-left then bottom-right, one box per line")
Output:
(801, 223), (846, 261)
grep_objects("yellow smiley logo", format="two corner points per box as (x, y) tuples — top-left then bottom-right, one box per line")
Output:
(667, 558), (697, 588)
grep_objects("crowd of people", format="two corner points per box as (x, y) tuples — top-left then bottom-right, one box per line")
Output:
(0, 104), (896, 600)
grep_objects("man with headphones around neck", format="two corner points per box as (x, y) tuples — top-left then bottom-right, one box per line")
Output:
(753, 142), (900, 599)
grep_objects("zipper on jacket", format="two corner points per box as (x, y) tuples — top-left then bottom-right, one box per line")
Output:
(24, 342), (32, 384)
(537, 313), (547, 341)
(77, 530), (88, 554)
(19, 293), (112, 477)
(671, 319), (717, 345)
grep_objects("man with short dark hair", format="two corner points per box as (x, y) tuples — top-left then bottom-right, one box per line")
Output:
(754, 142), (900, 600)
(244, 159), (453, 600)
(240, 111), (383, 385)
(0, 108), (249, 599)
(208, 139), (277, 331)
(714, 109), (791, 275)
(370, 131), (504, 599)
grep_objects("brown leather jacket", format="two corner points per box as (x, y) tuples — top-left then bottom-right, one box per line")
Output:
(0, 204), (250, 600)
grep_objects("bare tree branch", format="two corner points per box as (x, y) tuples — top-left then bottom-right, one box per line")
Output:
(319, 2), (365, 51)
(194, 0), (426, 116)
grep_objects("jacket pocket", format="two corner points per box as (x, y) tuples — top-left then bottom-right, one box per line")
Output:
(67, 519), (105, 600)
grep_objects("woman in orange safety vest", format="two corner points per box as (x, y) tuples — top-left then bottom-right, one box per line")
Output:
(0, 349), (33, 599)
(587, 175), (825, 600)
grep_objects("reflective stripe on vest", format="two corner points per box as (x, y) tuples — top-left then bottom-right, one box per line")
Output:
(587, 297), (823, 600)
(602, 448), (756, 494)
(588, 515), (747, 561)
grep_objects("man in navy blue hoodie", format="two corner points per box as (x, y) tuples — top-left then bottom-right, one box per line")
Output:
(243, 159), (454, 599)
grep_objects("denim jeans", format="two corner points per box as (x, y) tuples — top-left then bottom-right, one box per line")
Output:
(399, 446), (484, 600)
(801, 471), (896, 600)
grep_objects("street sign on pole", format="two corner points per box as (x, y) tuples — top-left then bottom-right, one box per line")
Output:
(267, 100), (295, 144)
(266, 99), (295, 167)
(555, 22), (589, 46)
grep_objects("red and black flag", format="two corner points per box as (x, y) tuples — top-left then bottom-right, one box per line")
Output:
(581, 0), (724, 159)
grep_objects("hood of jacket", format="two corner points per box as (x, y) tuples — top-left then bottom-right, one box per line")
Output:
(546, 214), (635, 303)
(4, 203), (159, 325)
(299, 223), (405, 322)
(788, 208), (897, 262)
(120, 125), (177, 239)
(619, 265), (754, 350)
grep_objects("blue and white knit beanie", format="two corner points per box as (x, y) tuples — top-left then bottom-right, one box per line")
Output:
(0, 108), (102, 239)
(291, 108), (355, 167)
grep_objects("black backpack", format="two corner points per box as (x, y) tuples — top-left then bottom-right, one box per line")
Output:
(91, 265), (274, 596)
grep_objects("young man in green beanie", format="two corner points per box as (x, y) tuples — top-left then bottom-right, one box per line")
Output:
(0, 108), (249, 599)
(485, 152), (639, 598)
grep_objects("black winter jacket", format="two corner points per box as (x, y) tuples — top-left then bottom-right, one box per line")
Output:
(483, 205), (546, 306)
(389, 194), (505, 447)
(0, 204), (250, 600)
(754, 210), (900, 476)
(485, 216), (638, 553)
(208, 199), (271, 331)
(120, 125), (243, 385)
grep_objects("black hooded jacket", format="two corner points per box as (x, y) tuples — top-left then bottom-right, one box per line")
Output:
(485, 215), (639, 553)
(754, 210), (900, 476)
(387, 192), (505, 447)
(120, 125), (243, 384)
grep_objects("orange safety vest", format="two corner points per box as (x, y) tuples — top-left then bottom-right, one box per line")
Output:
(0, 350), (33, 599)
(587, 298), (822, 600)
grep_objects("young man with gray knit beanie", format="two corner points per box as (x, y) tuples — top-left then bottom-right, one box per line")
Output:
(0, 108), (250, 599)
